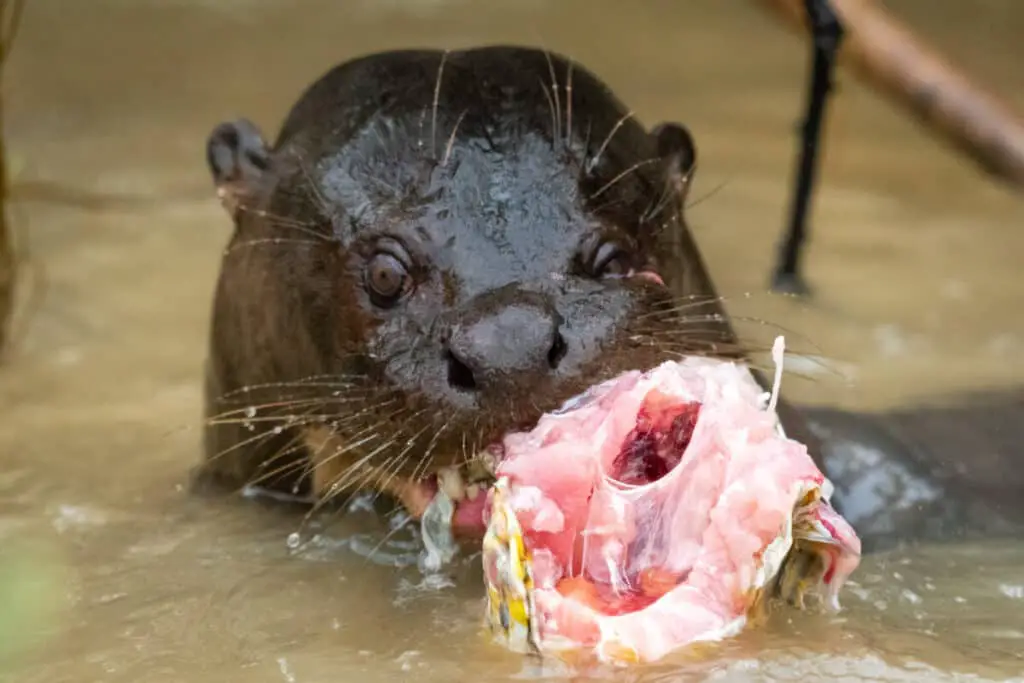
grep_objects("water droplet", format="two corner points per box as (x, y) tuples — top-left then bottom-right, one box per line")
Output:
(244, 406), (257, 418)
(272, 426), (283, 434)
(286, 532), (301, 549)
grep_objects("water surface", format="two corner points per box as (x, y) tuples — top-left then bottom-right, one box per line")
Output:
(2, 1), (1024, 681)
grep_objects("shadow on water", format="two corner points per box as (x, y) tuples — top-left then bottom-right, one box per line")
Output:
(1, 0), (1024, 681)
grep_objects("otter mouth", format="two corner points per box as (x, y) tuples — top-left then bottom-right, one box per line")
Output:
(413, 337), (861, 666)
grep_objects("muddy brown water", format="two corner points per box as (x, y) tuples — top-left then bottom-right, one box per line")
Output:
(2, 0), (1024, 681)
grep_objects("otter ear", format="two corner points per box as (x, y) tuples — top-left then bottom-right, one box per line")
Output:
(205, 118), (269, 220)
(650, 121), (697, 200)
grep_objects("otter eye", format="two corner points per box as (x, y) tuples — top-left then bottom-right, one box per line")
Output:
(365, 252), (411, 306)
(592, 241), (630, 278)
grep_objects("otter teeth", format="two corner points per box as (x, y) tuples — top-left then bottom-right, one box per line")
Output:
(478, 450), (499, 476)
(437, 466), (467, 502)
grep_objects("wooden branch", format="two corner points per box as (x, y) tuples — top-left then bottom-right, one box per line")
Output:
(0, 0), (25, 356)
(754, 0), (1024, 188)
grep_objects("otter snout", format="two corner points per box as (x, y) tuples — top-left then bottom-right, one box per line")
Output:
(445, 291), (567, 393)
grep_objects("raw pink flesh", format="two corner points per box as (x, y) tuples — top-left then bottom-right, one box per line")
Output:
(484, 357), (861, 663)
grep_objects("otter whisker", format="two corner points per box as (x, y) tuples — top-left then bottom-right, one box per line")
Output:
(586, 196), (633, 217)
(206, 423), (298, 466)
(458, 428), (470, 468)
(650, 344), (829, 383)
(586, 110), (633, 174)
(647, 337), (754, 354)
(238, 209), (316, 232)
(336, 432), (431, 517)
(236, 206), (323, 236)
(442, 109), (468, 167)
(656, 347), (771, 372)
(589, 158), (661, 202)
(409, 413), (454, 486)
(629, 296), (732, 323)
(207, 409), (364, 428)
(538, 76), (559, 146)
(627, 314), (730, 331)
(215, 373), (378, 400)
(315, 403), (409, 453)
(206, 394), (377, 424)
(315, 435), (389, 497)
(627, 324), (744, 347)
(307, 436), (400, 525)
(470, 412), (483, 466)
(215, 384), (390, 408)
(206, 391), (398, 427)
(210, 389), (378, 416)
(206, 398), (326, 423)
(643, 135), (700, 225)
(204, 399), (330, 467)
(224, 238), (325, 255)
(362, 510), (416, 567)
(217, 382), (354, 401)
(542, 48), (562, 145)
(634, 328), (776, 360)
(685, 176), (731, 213)
(368, 411), (436, 496)
(643, 168), (691, 225)
(640, 311), (826, 356)
(368, 452), (415, 509)
(295, 153), (338, 223)
(431, 50), (450, 159)
(305, 423), (399, 510)
(315, 406), (430, 498)
(241, 440), (312, 494)
(565, 60), (574, 149)
(226, 397), (401, 473)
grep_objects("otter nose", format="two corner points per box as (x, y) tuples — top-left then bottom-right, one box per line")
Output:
(445, 302), (567, 392)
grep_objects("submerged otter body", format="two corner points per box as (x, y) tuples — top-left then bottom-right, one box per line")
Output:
(806, 389), (1024, 552)
(196, 46), (764, 513)
(196, 45), (1021, 551)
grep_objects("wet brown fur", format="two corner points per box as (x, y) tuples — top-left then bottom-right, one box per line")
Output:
(194, 46), (823, 524)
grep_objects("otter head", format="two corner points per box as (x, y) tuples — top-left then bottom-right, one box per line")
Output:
(202, 47), (736, 507)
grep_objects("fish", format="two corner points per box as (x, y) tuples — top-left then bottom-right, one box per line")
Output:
(478, 336), (861, 666)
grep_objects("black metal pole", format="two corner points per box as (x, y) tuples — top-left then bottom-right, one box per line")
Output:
(771, 0), (844, 295)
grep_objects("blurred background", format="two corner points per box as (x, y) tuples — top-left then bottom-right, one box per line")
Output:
(1, 1), (1023, 682)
